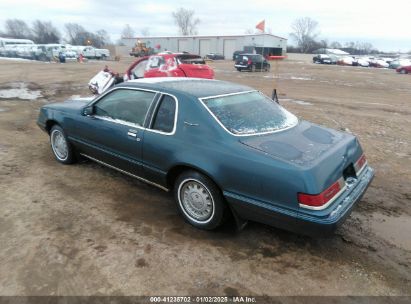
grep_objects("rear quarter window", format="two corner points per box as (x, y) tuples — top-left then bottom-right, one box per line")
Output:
(151, 95), (177, 133)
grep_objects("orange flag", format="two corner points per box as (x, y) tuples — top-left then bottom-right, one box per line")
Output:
(256, 20), (265, 32)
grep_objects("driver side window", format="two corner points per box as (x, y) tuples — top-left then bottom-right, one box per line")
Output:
(94, 89), (156, 126)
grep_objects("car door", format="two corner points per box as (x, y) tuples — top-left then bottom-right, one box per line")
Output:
(73, 88), (158, 177)
(141, 93), (178, 186)
(144, 56), (167, 77)
(127, 57), (148, 80)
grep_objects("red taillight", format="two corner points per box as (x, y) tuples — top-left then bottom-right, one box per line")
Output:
(248, 59), (252, 65)
(354, 154), (367, 174)
(298, 179), (344, 208)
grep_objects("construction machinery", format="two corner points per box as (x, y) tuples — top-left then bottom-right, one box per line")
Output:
(129, 40), (154, 57)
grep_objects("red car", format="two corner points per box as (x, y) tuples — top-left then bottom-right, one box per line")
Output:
(396, 65), (411, 74)
(123, 52), (214, 81)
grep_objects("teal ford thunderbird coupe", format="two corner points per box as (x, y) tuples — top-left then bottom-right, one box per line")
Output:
(37, 78), (374, 236)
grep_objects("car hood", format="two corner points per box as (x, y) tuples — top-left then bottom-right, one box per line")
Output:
(45, 97), (94, 113)
(239, 120), (362, 192)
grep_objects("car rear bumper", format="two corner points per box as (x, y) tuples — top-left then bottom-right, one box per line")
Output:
(225, 166), (374, 237)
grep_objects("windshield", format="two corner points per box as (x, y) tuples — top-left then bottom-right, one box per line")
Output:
(202, 91), (298, 135)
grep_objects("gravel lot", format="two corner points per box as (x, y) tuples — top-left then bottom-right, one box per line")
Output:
(0, 56), (410, 296)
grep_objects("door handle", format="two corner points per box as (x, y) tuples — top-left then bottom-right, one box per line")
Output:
(127, 129), (138, 137)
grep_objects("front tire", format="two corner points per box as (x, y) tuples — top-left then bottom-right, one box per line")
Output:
(174, 171), (226, 230)
(50, 125), (76, 164)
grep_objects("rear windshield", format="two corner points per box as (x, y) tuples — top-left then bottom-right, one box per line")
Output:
(239, 55), (262, 61)
(177, 55), (205, 64)
(202, 91), (298, 135)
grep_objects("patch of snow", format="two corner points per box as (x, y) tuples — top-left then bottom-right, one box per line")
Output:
(290, 76), (312, 81)
(0, 83), (42, 100)
(69, 95), (94, 101)
(0, 57), (37, 62)
(0, 108), (6, 112)
(263, 75), (312, 81)
(280, 98), (313, 106)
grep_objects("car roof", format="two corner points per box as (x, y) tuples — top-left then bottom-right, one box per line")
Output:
(120, 78), (254, 98)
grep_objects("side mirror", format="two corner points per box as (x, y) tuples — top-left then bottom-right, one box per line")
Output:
(83, 106), (94, 116)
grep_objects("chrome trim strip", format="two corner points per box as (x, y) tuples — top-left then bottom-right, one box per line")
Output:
(147, 93), (179, 136)
(80, 153), (169, 192)
(88, 86), (160, 106)
(200, 90), (256, 101)
(94, 115), (146, 130)
(198, 91), (298, 137)
(90, 88), (179, 137)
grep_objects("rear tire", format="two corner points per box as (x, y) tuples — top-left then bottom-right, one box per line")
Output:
(50, 125), (76, 164)
(174, 170), (226, 230)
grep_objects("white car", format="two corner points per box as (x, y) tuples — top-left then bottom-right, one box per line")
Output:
(370, 59), (389, 68)
(337, 56), (354, 66)
(81, 46), (110, 59)
(354, 58), (370, 67)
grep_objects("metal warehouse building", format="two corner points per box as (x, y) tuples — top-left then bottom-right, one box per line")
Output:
(121, 34), (287, 58)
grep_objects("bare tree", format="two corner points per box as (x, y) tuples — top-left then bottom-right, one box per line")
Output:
(65, 23), (86, 44)
(344, 41), (356, 49)
(4, 19), (31, 39)
(330, 41), (342, 49)
(172, 8), (200, 35)
(319, 39), (328, 48)
(357, 42), (374, 54)
(96, 29), (111, 46)
(32, 20), (60, 44)
(290, 17), (319, 53)
(140, 27), (150, 37)
(64, 23), (108, 47)
(121, 24), (135, 38)
(244, 28), (254, 34)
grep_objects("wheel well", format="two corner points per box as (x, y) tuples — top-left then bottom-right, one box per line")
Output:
(45, 120), (58, 134)
(166, 165), (218, 191)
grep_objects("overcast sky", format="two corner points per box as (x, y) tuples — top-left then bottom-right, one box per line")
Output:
(1, 0), (410, 52)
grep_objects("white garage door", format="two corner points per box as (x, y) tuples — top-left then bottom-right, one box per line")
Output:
(223, 39), (236, 59)
(178, 39), (188, 52)
(199, 39), (211, 57)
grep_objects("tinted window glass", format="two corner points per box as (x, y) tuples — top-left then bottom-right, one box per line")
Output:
(251, 55), (262, 62)
(202, 91), (298, 135)
(151, 95), (176, 133)
(94, 89), (155, 126)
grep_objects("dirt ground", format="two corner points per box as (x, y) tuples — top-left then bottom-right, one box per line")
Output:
(0, 56), (410, 296)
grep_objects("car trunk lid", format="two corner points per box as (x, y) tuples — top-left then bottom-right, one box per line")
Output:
(176, 55), (214, 79)
(239, 120), (363, 194)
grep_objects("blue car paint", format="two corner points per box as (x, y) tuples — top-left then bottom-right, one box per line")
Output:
(37, 78), (374, 236)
